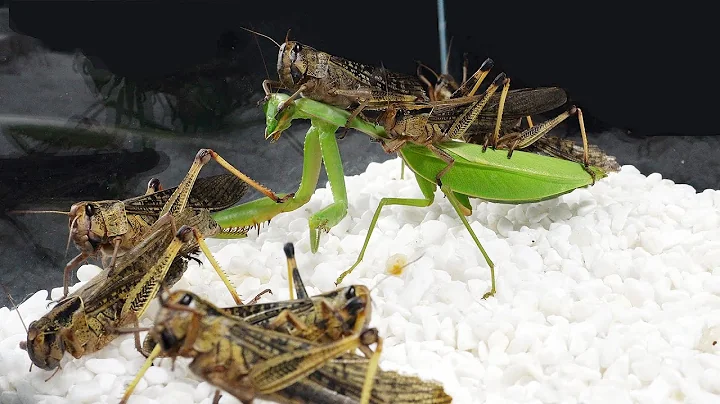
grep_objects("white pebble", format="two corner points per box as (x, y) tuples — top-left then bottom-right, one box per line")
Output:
(85, 358), (126, 375)
(76, 264), (102, 282)
(1, 156), (718, 404)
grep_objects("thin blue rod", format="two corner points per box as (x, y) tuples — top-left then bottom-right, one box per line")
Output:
(437, 0), (448, 75)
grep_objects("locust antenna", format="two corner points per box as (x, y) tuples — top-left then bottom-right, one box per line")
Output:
(8, 210), (70, 215)
(1, 283), (28, 334)
(249, 23), (271, 83)
(2, 282), (33, 371)
(238, 26), (281, 48)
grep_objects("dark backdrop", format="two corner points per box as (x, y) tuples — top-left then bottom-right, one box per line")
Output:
(9, 1), (718, 136)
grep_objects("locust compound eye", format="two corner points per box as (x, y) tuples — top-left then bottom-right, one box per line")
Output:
(85, 204), (95, 217)
(159, 329), (177, 350)
(179, 293), (193, 306)
(290, 43), (302, 61)
(345, 286), (356, 300)
(345, 297), (364, 315)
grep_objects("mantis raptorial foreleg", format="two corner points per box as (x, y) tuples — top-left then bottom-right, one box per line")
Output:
(213, 118), (351, 253)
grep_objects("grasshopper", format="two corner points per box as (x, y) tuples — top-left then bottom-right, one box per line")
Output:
(411, 57), (620, 174)
(124, 241), (379, 402)
(19, 145), (298, 371)
(20, 213), (223, 371)
(15, 146), (293, 298)
(242, 28), (429, 137)
(122, 285), (452, 404)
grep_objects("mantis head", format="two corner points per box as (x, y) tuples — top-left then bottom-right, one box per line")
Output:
(263, 93), (296, 142)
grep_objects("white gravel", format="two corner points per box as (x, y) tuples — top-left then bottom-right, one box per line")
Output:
(2, 157), (720, 404)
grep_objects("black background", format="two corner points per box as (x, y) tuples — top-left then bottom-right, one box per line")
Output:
(9, 1), (718, 136)
(2, 1), (720, 301)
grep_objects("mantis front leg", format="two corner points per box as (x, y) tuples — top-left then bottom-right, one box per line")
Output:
(211, 118), (350, 254)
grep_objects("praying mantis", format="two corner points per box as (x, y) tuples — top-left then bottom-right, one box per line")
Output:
(209, 93), (607, 299)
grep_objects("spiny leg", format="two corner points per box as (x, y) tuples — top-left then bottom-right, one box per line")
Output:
(337, 99), (370, 140)
(446, 73), (507, 141)
(451, 57), (494, 99)
(276, 83), (309, 116)
(337, 176), (436, 285)
(426, 144), (456, 187)
(360, 334), (383, 404)
(120, 344), (162, 404)
(189, 227), (243, 305)
(575, 107), (594, 183)
(486, 77), (511, 150)
(499, 106), (595, 181)
(440, 185), (496, 299)
(162, 148), (290, 220)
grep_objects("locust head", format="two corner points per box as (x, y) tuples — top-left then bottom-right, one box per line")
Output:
(150, 289), (207, 359)
(318, 285), (371, 340)
(21, 296), (84, 371)
(278, 40), (328, 90)
(68, 200), (128, 256)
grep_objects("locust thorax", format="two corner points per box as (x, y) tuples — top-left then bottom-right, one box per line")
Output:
(69, 200), (129, 255)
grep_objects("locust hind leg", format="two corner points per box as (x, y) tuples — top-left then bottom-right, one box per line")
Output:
(426, 144), (456, 187)
(499, 106), (595, 183)
(120, 344), (162, 404)
(187, 227), (244, 305)
(451, 57), (494, 99)
(336, 174), (436, 285)
(445, 73), (507, 141)
(248, 328), (381, 400)
(484, 76), (512, 151)
(161, 148), (291, 221)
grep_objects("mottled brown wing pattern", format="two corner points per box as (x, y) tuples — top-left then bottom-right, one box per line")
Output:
(123, 174), (248, 217)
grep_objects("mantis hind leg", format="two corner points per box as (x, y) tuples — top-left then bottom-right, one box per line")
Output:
(440, 185), (496, 299)
(336, 176), (436, 285)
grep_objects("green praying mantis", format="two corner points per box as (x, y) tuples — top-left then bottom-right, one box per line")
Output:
(210, 92), (607, 299)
